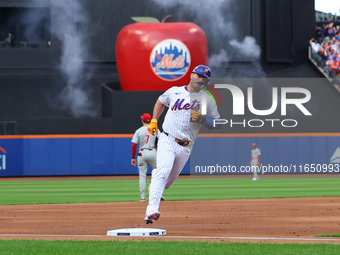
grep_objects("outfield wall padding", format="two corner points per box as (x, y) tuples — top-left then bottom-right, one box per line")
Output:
(0, 134), (339, 177)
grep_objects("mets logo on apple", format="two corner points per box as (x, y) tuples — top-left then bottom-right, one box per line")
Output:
(150, 39), (191, 81)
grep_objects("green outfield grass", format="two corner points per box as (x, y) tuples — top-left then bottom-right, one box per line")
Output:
(0, 176), (339, 253)
(0, 240), (339, 255)
(0, 176), (339, 205)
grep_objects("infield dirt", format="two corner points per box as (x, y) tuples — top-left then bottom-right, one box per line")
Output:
(1, 197), (340, 244)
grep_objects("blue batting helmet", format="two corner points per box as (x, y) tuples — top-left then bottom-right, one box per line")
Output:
(192, 65), (211, 79)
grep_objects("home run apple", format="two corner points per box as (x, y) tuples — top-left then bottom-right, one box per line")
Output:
(116, 18), (208, 91)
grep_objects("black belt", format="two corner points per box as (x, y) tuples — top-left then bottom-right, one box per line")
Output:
(163, 132), (190, 147)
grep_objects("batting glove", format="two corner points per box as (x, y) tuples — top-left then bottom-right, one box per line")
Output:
(191, 110), (206, 124)
(148, 119), (158, 135)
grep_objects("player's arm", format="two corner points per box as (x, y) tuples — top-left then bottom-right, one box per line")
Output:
(205, 118), (222, 129)
(152, 99), (165, 121)
(191, 110), (221, 129)
(205, 103), (222, 129)
(257, 154), (261, 168)
(131, 143), (137, 166)
(191, 94), (221, 129)
(148, 99), (165, 135)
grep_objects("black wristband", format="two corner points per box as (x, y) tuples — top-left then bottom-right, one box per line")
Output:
(196, 115), (206, 124)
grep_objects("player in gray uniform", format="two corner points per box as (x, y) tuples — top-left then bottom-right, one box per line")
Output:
(144, 65), (220, 224)
(250, 143), (261, 181)
(131, 113), (160, 201)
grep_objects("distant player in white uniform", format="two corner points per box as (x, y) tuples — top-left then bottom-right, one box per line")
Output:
(250, 143), (261, 181)
(144, 65), (220, 224)
(131, 113), (160, 202)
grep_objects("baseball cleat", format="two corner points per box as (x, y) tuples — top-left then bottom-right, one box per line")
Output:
(252, 177), (257, 181)
(140, 197), (146, 202)
(160, 196), (165, 201)
(144, 210), (160, 224)
(144, 218), (154, 224)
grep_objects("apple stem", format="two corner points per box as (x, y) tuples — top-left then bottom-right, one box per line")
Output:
(161, 15), (173, 23)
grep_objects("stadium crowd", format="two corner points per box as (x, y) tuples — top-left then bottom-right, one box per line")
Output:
(310, 23), (340, 81)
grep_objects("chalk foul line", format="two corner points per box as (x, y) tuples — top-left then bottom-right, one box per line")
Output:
(0, 234), (340, 242)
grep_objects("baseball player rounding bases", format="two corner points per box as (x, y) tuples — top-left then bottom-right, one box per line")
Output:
(144, 65), (220, 224)
(131, 113), (160, 202)
(250, 143), (261, 181)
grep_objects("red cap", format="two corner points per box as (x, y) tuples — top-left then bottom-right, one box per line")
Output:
(252, 143), (257, 146)
(140, 113), (151, 122)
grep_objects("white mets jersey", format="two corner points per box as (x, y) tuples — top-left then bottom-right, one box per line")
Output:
(159, 86), (220, 142)
(132, 126), (159, 150)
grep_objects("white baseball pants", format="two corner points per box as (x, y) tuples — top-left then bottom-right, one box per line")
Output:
(146, 133), (191, 213)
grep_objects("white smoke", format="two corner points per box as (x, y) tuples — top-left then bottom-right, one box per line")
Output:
(50, 0), (96, 117)
(150, 0), (262, 74)
(229, 36), (262, 60)
(208, 49), (229, 69)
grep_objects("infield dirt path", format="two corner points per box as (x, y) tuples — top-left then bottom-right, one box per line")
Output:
(1, 197), (340, 244)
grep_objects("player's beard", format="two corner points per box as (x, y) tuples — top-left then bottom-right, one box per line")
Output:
(190, 78), (203, 92)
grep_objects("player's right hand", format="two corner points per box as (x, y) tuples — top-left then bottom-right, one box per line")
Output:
(147, 119), (158, 136)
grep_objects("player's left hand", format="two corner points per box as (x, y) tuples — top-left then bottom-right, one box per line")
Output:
(191, 110), (201, 122)
(191, 110), (206, 124)
(131, 159), (137, 166)
(257, 163), (261, 168)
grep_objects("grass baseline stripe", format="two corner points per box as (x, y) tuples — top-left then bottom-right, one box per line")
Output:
(0, 234), (340, 242)
(160, 236), (340, 242)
